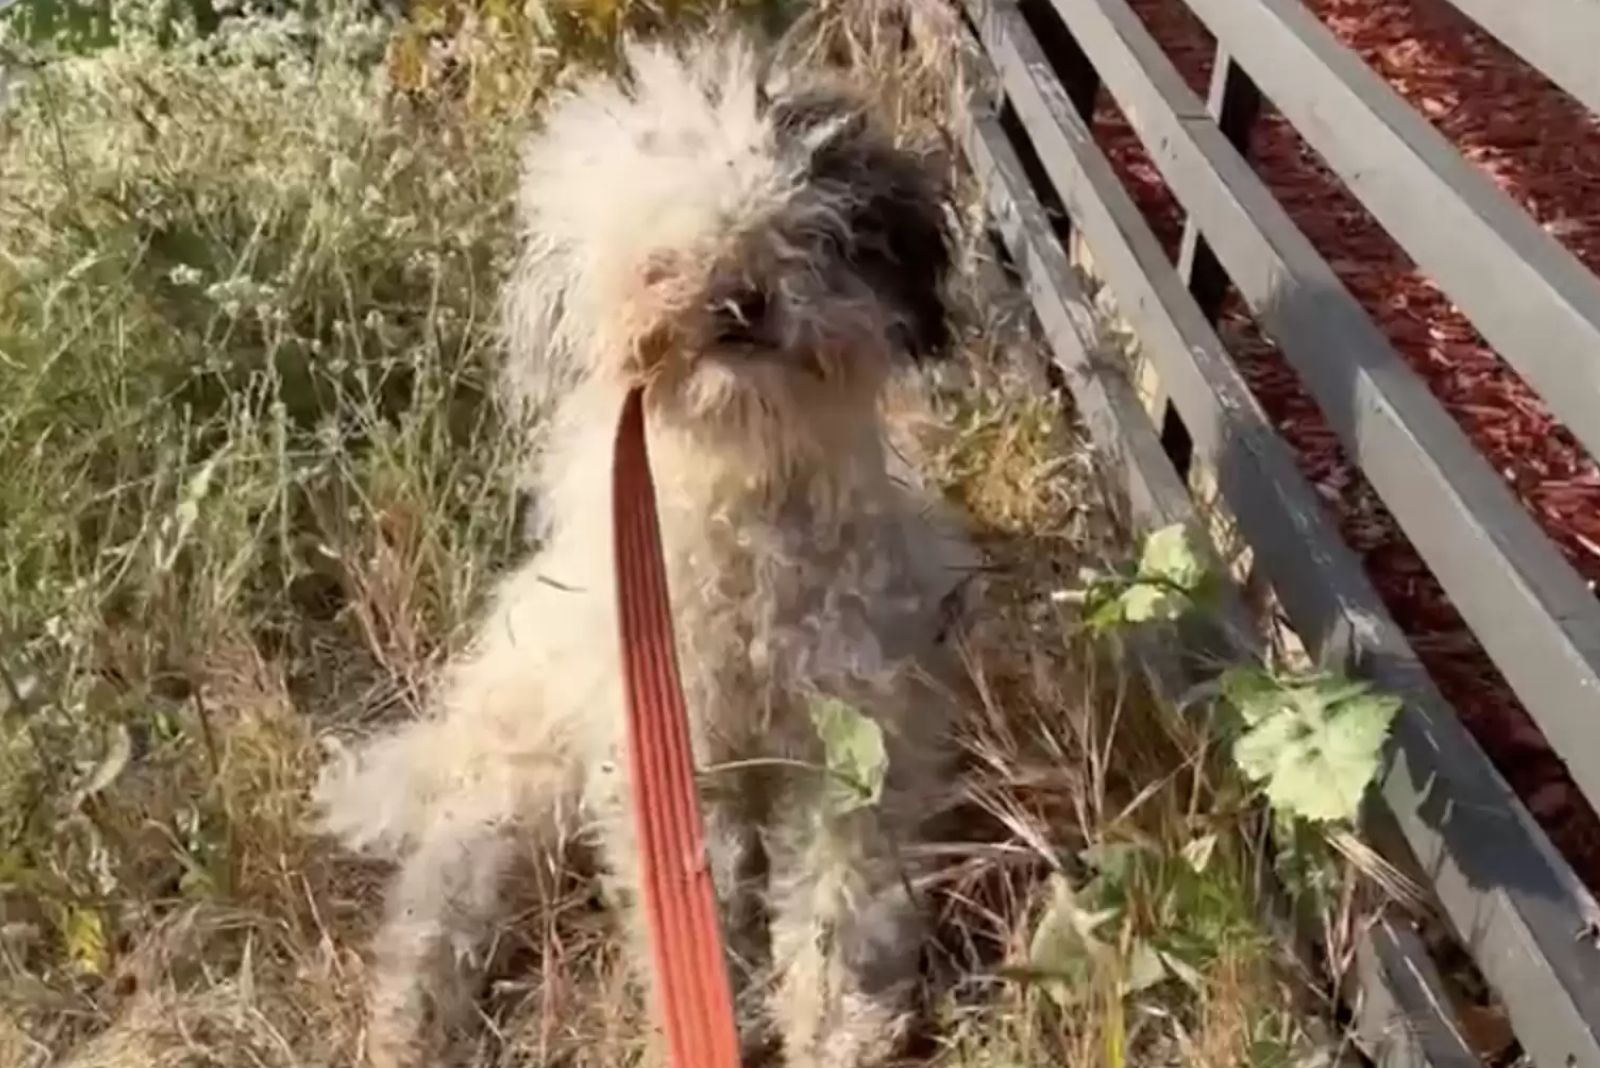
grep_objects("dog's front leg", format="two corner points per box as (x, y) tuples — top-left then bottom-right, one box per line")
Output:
(365, 816), (515, 1068)
(765, 800), (924, 1068)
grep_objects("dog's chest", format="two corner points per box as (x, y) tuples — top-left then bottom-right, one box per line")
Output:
(659, 503), (931, 758)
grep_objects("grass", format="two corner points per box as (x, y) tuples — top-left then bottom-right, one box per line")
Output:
(909, 375), (1340, 1068)
(0, 2), (1356, 1064)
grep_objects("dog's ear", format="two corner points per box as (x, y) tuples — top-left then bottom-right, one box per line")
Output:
(852, 148), (954, 363)
(769, 89), (954, 363)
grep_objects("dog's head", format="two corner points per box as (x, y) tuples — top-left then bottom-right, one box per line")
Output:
(504, 36), (953, 444)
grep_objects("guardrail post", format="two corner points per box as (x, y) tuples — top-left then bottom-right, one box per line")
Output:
(1163, 47), (1262, 476)
(1017, 0), (1100, 256)
(1019, 0), (1100, 117)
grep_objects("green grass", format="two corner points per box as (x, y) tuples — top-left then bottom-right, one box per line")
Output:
(0, 2), (1357, 1064)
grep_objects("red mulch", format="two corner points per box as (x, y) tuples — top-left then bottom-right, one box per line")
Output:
(1088, 0), (1600, 886)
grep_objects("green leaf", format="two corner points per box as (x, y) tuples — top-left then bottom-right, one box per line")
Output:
(1271, 815), (1342, 908)
(1124, 938), (1167, 994)
(809, 697), (888, 815)
(1084, 592), (1130, 632)
(1137, 523), (1204, 591)
(1230, 676), (1400, 823)
(1024, 874), (1116, 1007)
(1158, 947), (1205, 992)
(1220, 666), (1282, 726)
(1080, 840), (1153, 914)
(1079, 525), (1209, 633)
(1118, 582), (1178, 623)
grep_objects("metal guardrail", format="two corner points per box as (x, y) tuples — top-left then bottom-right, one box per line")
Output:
(955, 0), (1600, 1064)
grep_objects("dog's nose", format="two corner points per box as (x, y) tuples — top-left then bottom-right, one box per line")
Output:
(710, 288), (770, 346)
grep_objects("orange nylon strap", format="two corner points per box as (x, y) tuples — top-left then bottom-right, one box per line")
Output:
(611, 386), (742, 1068)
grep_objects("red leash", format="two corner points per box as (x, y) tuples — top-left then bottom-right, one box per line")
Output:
(611, 386), (742, 1068)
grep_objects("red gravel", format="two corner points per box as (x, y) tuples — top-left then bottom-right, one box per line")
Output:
(1087, 0), (1600, 885)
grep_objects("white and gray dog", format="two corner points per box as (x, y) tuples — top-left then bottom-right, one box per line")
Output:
(316, 29), (968, 1068)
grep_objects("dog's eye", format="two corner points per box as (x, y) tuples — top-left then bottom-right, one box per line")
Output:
(712, 288), (769, 344)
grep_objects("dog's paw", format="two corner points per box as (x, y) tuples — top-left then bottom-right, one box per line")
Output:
(778, 989), (912, 1068)
(312, 732), (431, 859)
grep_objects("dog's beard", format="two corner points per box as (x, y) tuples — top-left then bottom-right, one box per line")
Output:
(634, 333), (891, 488)
(672, 346), (878, 420)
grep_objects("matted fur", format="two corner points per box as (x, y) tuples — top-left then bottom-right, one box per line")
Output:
(316, 31), (966, 1068)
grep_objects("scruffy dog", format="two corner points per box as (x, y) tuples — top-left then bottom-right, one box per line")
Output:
(316, 31), (967, 1068)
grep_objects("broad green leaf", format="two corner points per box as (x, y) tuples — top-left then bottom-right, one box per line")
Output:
(1025, 874), (1116, 1007)
(1084, 593), (1128, 632)
(1137, 523), (1204, 590)
(1124, 938), (1167, 994)
(1118, 582), (1177, 623)
(1220, 666), (1283, 726)
(1231, 678), (1400, 823)
(1080, 525), (1209, 632)
(1294, 677), (1372, 716)
(809, 697), (888, 815)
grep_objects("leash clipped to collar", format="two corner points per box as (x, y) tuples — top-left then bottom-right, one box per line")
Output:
(612, 386), (742, 1068)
